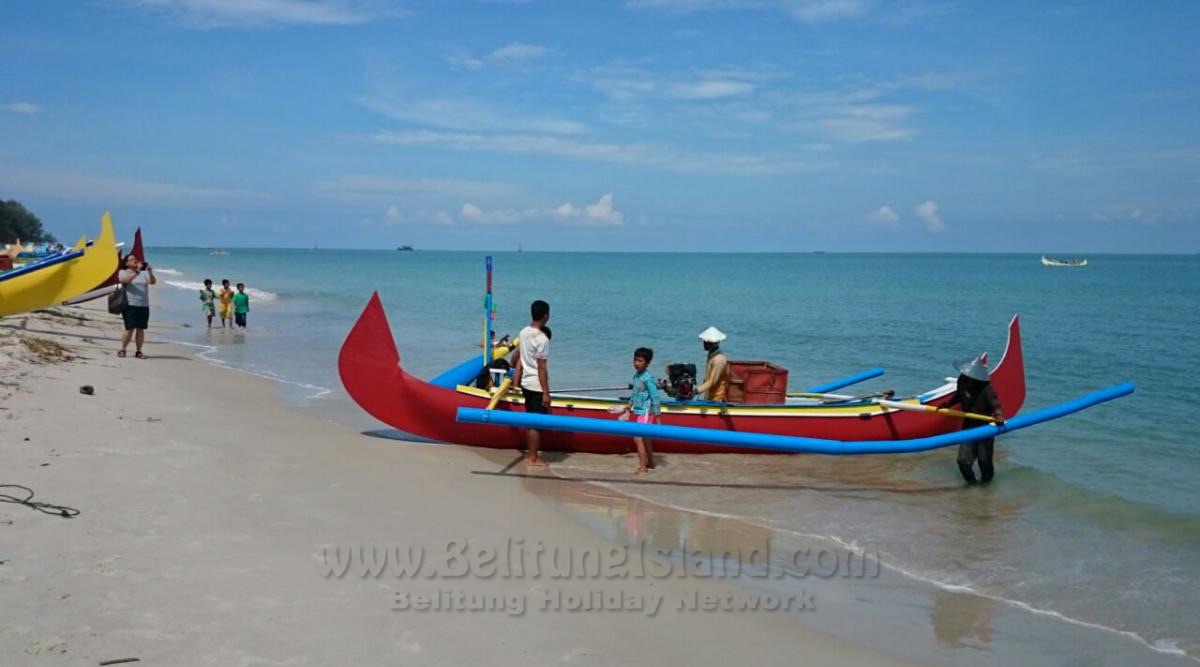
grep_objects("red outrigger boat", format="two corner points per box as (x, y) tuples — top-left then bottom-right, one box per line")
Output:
(338, 293), (1027, 455)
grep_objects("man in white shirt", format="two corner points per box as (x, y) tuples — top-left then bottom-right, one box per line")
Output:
(514, 299), (551, 467)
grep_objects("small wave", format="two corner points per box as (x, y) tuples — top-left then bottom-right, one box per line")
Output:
(163, 279), (277, 302)
(169, 339), (332, 399)
(155, 267), (183, 276)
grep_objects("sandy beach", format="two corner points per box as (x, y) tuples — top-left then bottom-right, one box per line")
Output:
(0, 306), (928, 666)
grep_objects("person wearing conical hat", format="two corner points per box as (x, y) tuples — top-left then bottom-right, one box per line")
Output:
(945, 354), (1006, 485)
(695, 326), (730, 402)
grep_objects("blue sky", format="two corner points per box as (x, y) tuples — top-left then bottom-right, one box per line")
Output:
(1, 0), (1197, 252)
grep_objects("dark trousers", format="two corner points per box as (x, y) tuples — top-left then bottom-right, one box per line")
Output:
(957, 438), (995, 485)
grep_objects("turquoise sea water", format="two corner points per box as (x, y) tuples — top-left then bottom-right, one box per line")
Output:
(146, 249), (1199, 661)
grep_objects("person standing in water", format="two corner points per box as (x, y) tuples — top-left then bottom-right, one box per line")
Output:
(199, 279), (216, 329)
(513, 300), (551, 467)
(217, 279), (235, 328)
(232, 283), (250, 329)
(695, 326), (730, 401)
(944, 355), (1006, 485)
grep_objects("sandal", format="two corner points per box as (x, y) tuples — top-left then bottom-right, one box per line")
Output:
(117, 350), (126, 358)
(135, 351), (146, 359)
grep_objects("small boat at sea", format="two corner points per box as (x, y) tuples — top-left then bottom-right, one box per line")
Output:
(210, 249), (229, 256)
(397, 245), (414, 252)
(1041, 256), (1088, 267)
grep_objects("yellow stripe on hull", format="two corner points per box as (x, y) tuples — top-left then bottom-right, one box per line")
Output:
(0, 212), (119, 317)
(453, 383), (923, 418)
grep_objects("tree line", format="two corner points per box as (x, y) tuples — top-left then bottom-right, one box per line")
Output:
(1, 199), (57, 244)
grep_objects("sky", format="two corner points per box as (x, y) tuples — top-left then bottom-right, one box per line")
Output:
(1, 0), (1198, 252)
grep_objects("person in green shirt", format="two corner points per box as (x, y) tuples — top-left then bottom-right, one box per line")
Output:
(232, 282), (250, 329)
(199, 278), (217, 329)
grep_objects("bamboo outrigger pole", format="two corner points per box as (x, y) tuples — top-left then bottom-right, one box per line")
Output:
(876, 399), (998, 424)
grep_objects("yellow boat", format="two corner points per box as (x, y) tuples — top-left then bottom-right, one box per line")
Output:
(0, 212), (118, 317)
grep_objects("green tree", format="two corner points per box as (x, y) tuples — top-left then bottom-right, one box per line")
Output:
(0, 199), (57, 244)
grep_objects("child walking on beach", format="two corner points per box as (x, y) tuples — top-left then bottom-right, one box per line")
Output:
(233, 283), (250, 329)
(612, 347), (661, 474)
(217, 279), (234, 328)
(199, 279), (216, 329)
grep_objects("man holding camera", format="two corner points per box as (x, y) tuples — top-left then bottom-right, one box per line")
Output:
(117, 253), (157, 359)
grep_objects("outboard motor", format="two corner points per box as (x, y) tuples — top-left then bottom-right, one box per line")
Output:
(661, 363), (697, 400)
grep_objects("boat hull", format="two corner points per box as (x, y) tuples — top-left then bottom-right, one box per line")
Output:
(338, 294), (1026, 454)
(0, 213), (119, 317)
(63, 228), (144, 305)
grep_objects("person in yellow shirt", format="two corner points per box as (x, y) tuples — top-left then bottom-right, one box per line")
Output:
(695, 326), (730, 401)
(217, 278), (235, 328)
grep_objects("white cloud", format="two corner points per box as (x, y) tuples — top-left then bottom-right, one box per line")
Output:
(776, 85), (919, 143)
(817, 103), (914, 142)
(317, 175), (516, 202)
(489, 42), (548, 63)
(359, 95), (585, 135)
(0, 165), (268, 207)
(447, 42), (548, 70)
(458, 194), (624, 226)
(576, 66), (658, 102)
(576, 64), (934, 145)
(460, 202), (540, 224)
(362, 207), (454, 227)
(1, 102), (40, 115)
(1089, 206), (1168, 224)
(578, 65), (772, 103)
(626, 0), (867, 23)
(112, 0), (406, 28)
(866, 205), (898, 226)
(787, 0), (864, 21)
(373, 129), (787, 174)
(584, 193), (624, 225)
(445, 52), (485, 70)
(668, 79), (755, 99)
(915, 200), (945, 232)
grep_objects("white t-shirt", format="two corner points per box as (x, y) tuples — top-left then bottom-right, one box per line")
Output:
(119, 269), (151, 307)
(518, 326), (550, 392)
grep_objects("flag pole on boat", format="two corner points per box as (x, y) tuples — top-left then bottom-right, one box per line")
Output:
(482, 255), (514, 410)
(484, 255), (493, 371)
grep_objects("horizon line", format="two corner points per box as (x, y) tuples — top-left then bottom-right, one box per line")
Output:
(143, 246), (1199, 256)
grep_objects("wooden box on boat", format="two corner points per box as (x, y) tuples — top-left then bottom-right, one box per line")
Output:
(726, 360), (789, 405)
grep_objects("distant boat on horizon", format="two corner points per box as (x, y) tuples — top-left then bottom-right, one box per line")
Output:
(397, 245), (414, 252)
(210, 249), (229, 256)
(1041, 255), (1087, 267)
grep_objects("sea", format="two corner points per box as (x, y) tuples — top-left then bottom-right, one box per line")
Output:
(145, 249), (1199, 663)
